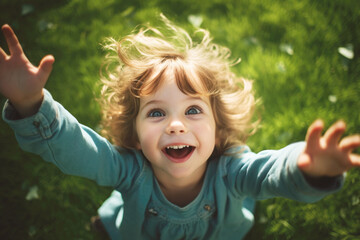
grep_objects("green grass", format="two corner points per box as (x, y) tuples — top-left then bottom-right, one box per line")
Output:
(0, 0), (359, 239)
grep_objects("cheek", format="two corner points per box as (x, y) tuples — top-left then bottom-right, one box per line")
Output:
(193, 120), (216, 144)
(136, 122), (158, 151)
(137, 129), (160, 163)
(135, 118), (145, 150)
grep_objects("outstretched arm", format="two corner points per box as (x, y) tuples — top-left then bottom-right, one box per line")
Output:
(298, 120), (360, 178)
(0, 24), (54, 117)
(1, 25), (143, 189)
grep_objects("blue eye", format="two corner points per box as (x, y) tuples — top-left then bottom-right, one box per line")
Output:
(186, 106), (202, 115)
(148, 109), (165, 118)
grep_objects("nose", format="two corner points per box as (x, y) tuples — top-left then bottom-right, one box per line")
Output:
(166, 119), (187, 135)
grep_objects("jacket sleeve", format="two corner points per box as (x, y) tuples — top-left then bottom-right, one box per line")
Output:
(2, 89), (142, 191)
(226, 142), (344, 203)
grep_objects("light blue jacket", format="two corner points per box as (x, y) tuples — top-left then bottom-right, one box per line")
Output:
(2, 89), (343, 240)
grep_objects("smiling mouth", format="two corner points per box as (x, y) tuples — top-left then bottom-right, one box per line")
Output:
(162, 145), (195, 162)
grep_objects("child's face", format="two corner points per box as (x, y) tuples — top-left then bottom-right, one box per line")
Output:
(135, 76), (216, 182)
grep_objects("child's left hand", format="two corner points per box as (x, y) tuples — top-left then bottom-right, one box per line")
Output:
(297, 120), (360, 178)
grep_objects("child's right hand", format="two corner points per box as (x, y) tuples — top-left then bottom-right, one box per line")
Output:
(0, 24), (54, 117)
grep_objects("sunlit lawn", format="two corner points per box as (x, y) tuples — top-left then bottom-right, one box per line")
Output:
(0, 0), (359, 239)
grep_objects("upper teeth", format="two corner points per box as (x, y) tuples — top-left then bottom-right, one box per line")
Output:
(166, 145), (189, 149)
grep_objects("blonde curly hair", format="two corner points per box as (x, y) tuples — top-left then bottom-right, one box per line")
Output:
(100, 16), (258, 156)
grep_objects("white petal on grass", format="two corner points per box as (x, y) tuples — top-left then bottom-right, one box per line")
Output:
(38, 20), (55, 32)
(276, 61), (286, 73)
(280, 43), (294, 55)
(328, 95), (337, 103)
(244, 36), (259, 46)
(352, 196), (359, 206)
(338, 44), (354, 59)
(22, 4), (34, 15)
(188, 15), (203, 28)
(26, 185), (40, 200)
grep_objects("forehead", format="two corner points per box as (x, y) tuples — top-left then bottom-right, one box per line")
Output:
(139, 76), (210, 107)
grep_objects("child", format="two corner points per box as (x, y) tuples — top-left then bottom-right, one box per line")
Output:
(1, 17), (359, 240)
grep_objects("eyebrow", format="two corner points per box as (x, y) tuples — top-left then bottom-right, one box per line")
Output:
(140, 100), (163, 112)
(139, 96), (207, 112)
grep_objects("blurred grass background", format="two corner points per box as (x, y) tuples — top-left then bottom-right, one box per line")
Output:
(0, 0), (359, 239)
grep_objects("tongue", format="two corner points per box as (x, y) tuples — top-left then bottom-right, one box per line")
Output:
(166, 147), (192, 159)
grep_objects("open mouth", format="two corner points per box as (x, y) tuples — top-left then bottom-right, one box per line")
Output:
(162, 145), (195, 163)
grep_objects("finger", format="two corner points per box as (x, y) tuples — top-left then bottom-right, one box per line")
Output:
(297, 152), (312, 169)
(37, 55), (55, 83)
(297, 153), (319, 177)
(323, 121), (346, 147)
(0, 47), (7, 60)
(339, 135), (360, 152)
(349, 154), (360, 167)
(305, 119), (324, 149)
(1, 24), (24, 56)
